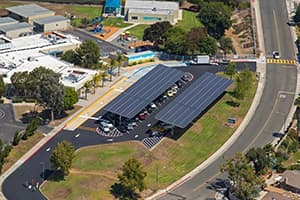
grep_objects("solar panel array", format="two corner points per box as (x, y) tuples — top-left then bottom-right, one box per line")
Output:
(104, 65), (184, 119)
(155, 72), (233, 128)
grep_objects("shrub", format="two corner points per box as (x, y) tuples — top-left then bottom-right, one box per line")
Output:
(12, 131), (21, 146)
(24, 98), (36, 103)
(12, 98), (23, 103)
(3, 145), (12, 158)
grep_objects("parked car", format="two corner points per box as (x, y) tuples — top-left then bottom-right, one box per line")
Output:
(100, 122), (110, 132)
(99, 119), (114, 128)
(139, 112), (148, 120)
(273, 51), (280, 59)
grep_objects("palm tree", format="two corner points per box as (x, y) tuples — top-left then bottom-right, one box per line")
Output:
(116, 53), (126, 76)
(91, 73), (102, 94)
(109, 58), (118, 82)
(83, 81), (92, 100)
(101, 71), (108, 87)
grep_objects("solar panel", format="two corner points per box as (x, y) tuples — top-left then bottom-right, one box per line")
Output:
(155, 72), (232, 128)
(104, 65), (184, 119)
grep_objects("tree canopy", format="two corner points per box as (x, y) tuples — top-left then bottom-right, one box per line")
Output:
(76, 40), (100, 69)
(185, 27), (208, 54)
(63, 87), (78, 110)
(0, 75), (6, 98)
(50, 140), (75, 175)
(40, 73), (65, 122)
(225, 62), (237, 79)
(198, 36), (218, 55)
(164, 27), (187, 55)
(198, 2), (232, 39)
(220, 36), (235, 54)
(111, 158), (147, 200)
(221, 153), (264, 200)
(143, 21), (172, 47)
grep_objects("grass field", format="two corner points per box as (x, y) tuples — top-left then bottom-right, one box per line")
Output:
(127, 24), (150, 40)
(283, 151), (300, 167)
(102, 18), (132, 28)
(176, 10), (203, 31)
(2, 133), (44, 173)
(42, 72), (258, 199)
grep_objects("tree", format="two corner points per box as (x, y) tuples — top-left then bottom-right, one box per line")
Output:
(83, 81), (92, 100)
(12, 131), (21, 146)
(116, 53), (126, 76)
(164, 27), (187, 55)
(25, 117), (40, 137)
(225, 62), (237, 79)
(295, 96), (300, 107)
(111, 158), (147, 200)
(11, 71), (30, 97)
(0, 75), (6, 98)
(199, 36), (218, 55)
(109, 58), (118, 82)
(76, 40), (100, 69)
(63, 87), (78, 110)
(50, 140), (75, 175)
(198, 2), (232, 39)
(220, 36), (235, 54)
(234, 69), (253, 99)
(61, 50), (81, 65)
(143, 21), (172, 47)
(234, 76), (245, 99)
(101, 71), (108, 87)
(246, 148), (269, 175)
(295, 4), (300, 23)
(185, 27), (207, 55)
(221, 153), (264, 200)
(40, 73), (65, 122)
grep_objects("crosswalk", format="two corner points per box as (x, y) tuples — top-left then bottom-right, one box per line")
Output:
(96, 127), (123, 137)
(266, 58), (297, 65)
(142, 136), (164, 149)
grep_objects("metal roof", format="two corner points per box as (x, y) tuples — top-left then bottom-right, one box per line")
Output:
(125, 0), (179, 11)
(0, 22), (32, 32)
(6, 4), (54, 18)
(33, 15), (68, 25)
(104, 65), (184, 119)
(0, 17), (18, 26)
(105, 0), (121, 8)
(155, 72), (232, 128)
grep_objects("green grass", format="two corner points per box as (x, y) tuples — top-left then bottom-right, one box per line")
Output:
(42, 72), (258, 199)
(283, 148), (300, 167)
(102, 18), (132, 28)
(176, 10), (203, 31)
(127, 24), (150, 40)
(68, 5), (102, 18)
(0, 1), (21, 9)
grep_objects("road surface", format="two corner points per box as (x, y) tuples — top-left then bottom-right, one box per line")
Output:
(158, 0), (298, 199)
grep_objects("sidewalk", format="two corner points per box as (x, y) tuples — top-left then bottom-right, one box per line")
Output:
(106, 23), (139, 42)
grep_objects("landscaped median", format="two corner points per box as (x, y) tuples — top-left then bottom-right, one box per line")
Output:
(41, 72), (258, 199)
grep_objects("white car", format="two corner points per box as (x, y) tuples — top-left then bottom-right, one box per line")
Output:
(273, 51), (280, 59)
(46, 147), (51, 152)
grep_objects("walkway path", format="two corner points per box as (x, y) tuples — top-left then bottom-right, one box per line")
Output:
(107, 23), (139, 42)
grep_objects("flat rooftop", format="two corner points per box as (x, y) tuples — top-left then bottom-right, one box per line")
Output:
(0, 22), (32, 32)
(6, 4), (54, 18)
(128, 8), (173, 15)
(33, 15), (68, 25)
(0, 17), (18, 26)
(125, 0), (179, 11)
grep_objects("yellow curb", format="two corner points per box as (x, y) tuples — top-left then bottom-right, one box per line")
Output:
(65, 77), (128, 128)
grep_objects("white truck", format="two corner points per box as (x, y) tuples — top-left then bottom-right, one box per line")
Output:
(190, 55), (210, 65)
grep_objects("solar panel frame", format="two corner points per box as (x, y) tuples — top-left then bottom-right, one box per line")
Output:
(103, 65), (184, 119)
(155, 72), (233, 128)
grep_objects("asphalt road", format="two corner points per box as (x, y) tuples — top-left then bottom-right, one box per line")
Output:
(64, 29), (128, 56)
(158, 0), (298, 199)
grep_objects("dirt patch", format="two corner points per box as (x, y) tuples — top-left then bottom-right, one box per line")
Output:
(53, 187), (72, 200)
(226, 9), (254, 55)
(13, 103), (82, 127)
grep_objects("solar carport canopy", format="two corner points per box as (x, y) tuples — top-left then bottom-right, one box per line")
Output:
(104, 65), (184, 119)
(155, 72), (233, 128)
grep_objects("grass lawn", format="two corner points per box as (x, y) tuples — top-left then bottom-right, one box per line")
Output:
(102, 17), (132, 28)
(127, 24), (150, 40)
(42, 72), (258, 199)
(2, 133), (44, 173)
(283, 151), (300, 167)
(176, 10), (203, 31)
(0, 1), (20, 9)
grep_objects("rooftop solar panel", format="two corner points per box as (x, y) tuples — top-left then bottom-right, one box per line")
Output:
(104, 65), (184, 119)
(155, 72), (232, 128)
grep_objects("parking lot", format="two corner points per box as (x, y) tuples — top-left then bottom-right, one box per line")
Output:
(77, 62), (256, 149)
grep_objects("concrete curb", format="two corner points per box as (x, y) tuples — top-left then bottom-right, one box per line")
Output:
(146, 0), (266, 199)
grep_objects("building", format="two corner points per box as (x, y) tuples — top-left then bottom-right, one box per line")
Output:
(0, 22), (33, 38)
(0, 17), (18, 27)
(125, 0), (181, 24)
(6, 4), (55, 25)
(33, 15), (70, 32)
(104, 0), (121, 15)
(280, 170), (300, 194)
(262, 191), (294, 200)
